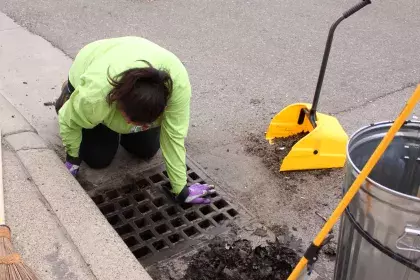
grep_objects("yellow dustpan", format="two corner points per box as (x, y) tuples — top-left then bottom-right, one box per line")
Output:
(266, 0), (373, 171)
(287, 84), (420, 279)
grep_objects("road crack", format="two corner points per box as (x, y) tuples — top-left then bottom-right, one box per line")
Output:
(332, 82), (418, 115)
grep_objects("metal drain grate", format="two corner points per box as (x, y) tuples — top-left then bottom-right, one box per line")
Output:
(91, 162), (240, 266)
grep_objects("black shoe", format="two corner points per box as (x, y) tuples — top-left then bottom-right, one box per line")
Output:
(55, 81), (71, 114)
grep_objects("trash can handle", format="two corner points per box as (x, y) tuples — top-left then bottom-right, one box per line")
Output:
(396, 224), (420, 253)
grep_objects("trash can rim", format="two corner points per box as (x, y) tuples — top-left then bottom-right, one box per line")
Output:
(346, 120), (420, 203)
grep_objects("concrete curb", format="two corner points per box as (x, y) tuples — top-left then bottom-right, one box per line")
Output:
(1, 92), (152, 279)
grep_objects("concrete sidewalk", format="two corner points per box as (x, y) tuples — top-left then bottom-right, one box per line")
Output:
(1, 93), (153, 280)
(0, 15), (152, 279)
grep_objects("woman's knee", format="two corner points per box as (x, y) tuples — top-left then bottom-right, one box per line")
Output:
(82, 154), (115, 169)
(120, 128), (160, 159)
(123, 143), (160, 160)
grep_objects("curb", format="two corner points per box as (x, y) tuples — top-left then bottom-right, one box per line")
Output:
(0, 92), (152, 280)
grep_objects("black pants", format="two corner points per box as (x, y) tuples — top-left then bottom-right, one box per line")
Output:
(57, 79), (160, 169)
(80, 125), (160, 169)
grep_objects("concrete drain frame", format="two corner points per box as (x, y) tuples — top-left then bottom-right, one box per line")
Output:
(90, 158), (250, 267)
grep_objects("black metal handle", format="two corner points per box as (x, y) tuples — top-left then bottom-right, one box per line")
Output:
(307, 0), (372, 126)
(344, 0), (372, 18)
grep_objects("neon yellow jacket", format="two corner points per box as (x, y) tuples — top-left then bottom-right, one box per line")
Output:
(58, 37), (191, 194)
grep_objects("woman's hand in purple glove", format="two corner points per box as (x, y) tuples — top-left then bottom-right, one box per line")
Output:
(177, 183), (216, 204)
(65, 162), (79, 176)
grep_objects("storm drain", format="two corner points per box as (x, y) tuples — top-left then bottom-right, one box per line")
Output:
(91, 162), (240, 266)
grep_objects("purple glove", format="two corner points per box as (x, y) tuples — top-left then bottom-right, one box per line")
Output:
(65, 162), (79, 176)
(177, 183), (216, 204)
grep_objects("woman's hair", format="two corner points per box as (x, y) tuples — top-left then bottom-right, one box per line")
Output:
(107, 60), (173, 124)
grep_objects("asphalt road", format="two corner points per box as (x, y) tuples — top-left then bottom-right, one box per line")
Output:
(2, 0), (420, 151)
(2, 1), (420, 278)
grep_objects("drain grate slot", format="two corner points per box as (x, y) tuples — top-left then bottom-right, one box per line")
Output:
(184, 226), (199, 237)
(140, 230), (155, 241)
(133, 246), (152, 259)
(214, 199), (229, 209)
(198, 219), (214, 230)
(165, 206), (178, 217)
(170, 217), (185, 228)
(213, 213), (228, 224)
(200, 205), (215, 216)
(155, 224), (170, 234)
(153, 240), (168, 251)
(90, 162), (241, 266)
(124, 236), (138, 247)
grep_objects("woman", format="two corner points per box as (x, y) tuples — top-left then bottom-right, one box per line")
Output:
(55, 36), (213, 204)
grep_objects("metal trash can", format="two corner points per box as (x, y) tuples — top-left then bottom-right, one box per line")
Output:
(334, 121), (420, 280)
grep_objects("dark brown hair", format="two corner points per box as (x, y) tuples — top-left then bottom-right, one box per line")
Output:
(107, 60), (173, 124)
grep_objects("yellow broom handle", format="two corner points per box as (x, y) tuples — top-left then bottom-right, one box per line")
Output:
(288, 84), (420, 280)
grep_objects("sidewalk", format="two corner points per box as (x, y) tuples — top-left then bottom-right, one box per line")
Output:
(0, 14), (152, 280)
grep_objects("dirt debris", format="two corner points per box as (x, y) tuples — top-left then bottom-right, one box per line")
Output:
(322, 241), (337, 259)
(244, 132), (333, 180)
(43, 101), (55, 106)
(267, 224), (288, 237)
(181, 238), (300, 280)
(252, 227), (268, 237)
(244, 133), (305, 174)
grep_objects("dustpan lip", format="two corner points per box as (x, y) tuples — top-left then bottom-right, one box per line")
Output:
(346, 120), (420, 202)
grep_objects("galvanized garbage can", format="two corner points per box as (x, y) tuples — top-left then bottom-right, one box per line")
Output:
(334, 121), (420, 280)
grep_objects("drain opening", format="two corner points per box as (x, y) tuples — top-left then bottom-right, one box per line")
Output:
(155, 224), (170, 234)
(150, 174), (164, 183)
(134, 193), (146, 202)
(138, 203), (151, 214)
(106, 190), (120, 200)
(210, 192), (219, 198)
(165, 206), (179, 216)
(213, 213), (228, 224)
(153, 240), (168, 251)
(140, 230), (155, 241)
(200, 205), (215, 215)
(227, 209), (239, 218)
(153, 197), (166, 208)
(137, 179), (150, 188)
(168, 233), (183, 244)
(124, 236), (138, 247)
(181, 203), (193, 210)
(92, 195), (104, 204)
(189, 172), (200, 180)
(107, 215), (120, 226)
(171, 217), (185, 228)
(116, 224), (134, 235)
(185, 211), (199, 221)
(100, 204), (115, 215)
(133, 246), (152, 259)
(199, 220), (214, 230)
(151, 212), (165, 222)
(123, 209), (135, 219)
(135, 218), (147, 229)
(121, 184), (136, 194)
(184, 226), (199, 237)
(119, 198), (130, 208)
(214, 199), (229, 209)
(162, 182), (171, 190)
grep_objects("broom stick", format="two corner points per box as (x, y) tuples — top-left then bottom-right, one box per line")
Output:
(0, 131), (38, 280)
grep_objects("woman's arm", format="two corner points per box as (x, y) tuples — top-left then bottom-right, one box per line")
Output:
(160, 74), (191, 195)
